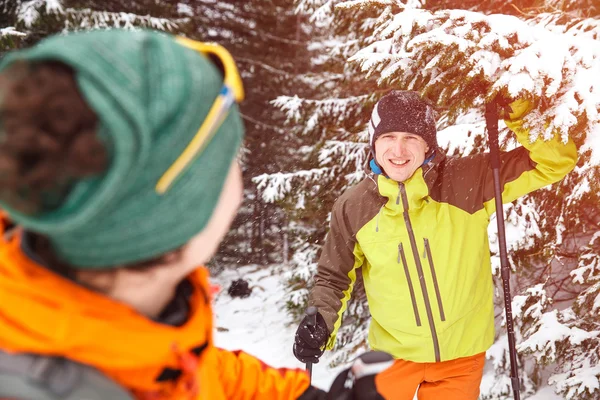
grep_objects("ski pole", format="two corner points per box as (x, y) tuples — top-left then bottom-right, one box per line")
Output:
(484, 100), (521, 400)
(305, 306), (318, 382)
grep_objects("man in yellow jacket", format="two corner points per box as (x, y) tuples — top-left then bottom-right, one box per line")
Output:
(293, 90), (578, 399)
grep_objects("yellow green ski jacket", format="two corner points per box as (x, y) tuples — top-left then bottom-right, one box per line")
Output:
(310, 109), (578, 363)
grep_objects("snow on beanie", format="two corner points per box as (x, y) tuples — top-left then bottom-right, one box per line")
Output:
(0, 29), (244, 269)
(368, 90), (438, 154)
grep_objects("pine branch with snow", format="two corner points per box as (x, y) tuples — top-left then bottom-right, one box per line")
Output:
(253, 168), (333, 203)
(0, 27), (26, 37)
(545, 233), (600, 399)
(14, 0), (185, 32)
(272, 94), (373, 133)
(60, 8), (184, 32)
(531, 12), (600, 40)
(348, 7), (600, 150)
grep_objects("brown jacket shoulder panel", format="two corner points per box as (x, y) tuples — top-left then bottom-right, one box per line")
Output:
(333, 177), (387, 238)
(427, 147), (535, 214)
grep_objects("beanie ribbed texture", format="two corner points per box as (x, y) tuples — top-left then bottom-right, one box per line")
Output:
(368, 90), (438, 154)
(0, 29), (244, 268)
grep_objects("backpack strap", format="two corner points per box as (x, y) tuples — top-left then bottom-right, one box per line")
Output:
(0, 350), (81, 398)
(0, 350), (133, 400)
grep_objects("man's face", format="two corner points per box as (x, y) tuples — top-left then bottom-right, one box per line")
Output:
(374, 131), (429, 182)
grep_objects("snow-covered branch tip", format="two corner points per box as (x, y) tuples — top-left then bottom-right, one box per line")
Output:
(0, 27), (27, 37)
(318, 140), (368, 168)
(18, 0), (63, 28)
(272, 94), (372, 128)
(336, 0), (420, 11)
(295, 0), (335, 25)
(518, 309), (599, 363)
(252, 168), (331, 203)
(62, 9), (183, 31)
(16, 0), (183, 31)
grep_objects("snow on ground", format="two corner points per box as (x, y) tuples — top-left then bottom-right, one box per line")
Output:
(211, 263), (345, 390)
(211, 264), (565, 399)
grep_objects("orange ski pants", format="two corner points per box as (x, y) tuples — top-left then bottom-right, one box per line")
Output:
(375, 352), (486, 400)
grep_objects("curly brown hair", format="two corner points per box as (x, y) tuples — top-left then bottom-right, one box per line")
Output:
(0, 61), (181, 277)
(0, 60), (107, 215)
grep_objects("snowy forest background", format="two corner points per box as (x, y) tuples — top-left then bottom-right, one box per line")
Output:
(2, 1), (600, 399)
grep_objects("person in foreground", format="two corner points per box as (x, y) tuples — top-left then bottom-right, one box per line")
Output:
(293, 90), (578, 399)
(0, 28), (352, 400)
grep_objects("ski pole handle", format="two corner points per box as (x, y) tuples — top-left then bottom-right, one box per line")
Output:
(305, 306), (318, 381)
(484, 100), (500, 169)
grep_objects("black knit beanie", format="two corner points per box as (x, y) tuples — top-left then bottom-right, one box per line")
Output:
(368, 90), (438, 155)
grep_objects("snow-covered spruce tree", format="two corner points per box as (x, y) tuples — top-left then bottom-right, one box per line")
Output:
(202, 0), (320, 269)
(262, 0), (600, 397)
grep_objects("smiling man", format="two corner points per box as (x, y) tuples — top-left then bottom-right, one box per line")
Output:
(374, 131), (430, 182)
(292, 90), (578, 399)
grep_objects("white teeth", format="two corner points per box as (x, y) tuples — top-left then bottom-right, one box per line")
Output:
(390, 159), (409, 166)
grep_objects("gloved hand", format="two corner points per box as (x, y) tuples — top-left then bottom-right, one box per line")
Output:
(293, 311), (329, 364)
(504, 98), (533, 121)
(326, 351), (393, 400)
(491, 94), (533, 121)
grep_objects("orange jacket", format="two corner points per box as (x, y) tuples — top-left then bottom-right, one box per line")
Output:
(0, 223), (312, 399)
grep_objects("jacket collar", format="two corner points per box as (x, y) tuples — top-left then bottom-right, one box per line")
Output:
(376, 150), (446, 213)
(20, 231), (193, 327)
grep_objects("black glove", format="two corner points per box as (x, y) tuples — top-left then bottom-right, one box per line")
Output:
(326, 351), (393, 400)
(492, 94), (515, 120)
(293, 311), (329, 364)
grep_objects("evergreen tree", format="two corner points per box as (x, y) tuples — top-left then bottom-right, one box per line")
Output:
(263, 1), (600, 398)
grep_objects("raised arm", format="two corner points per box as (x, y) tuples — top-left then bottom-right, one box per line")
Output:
(481, 99), (578, 215)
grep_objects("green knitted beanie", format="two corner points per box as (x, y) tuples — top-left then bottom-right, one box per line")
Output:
(0, 29), (244, 268)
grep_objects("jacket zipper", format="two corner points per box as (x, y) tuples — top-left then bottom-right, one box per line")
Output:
(398, 182), (441, 362)
(398, 243), (422, 327)
(424, 238), (446, 322)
